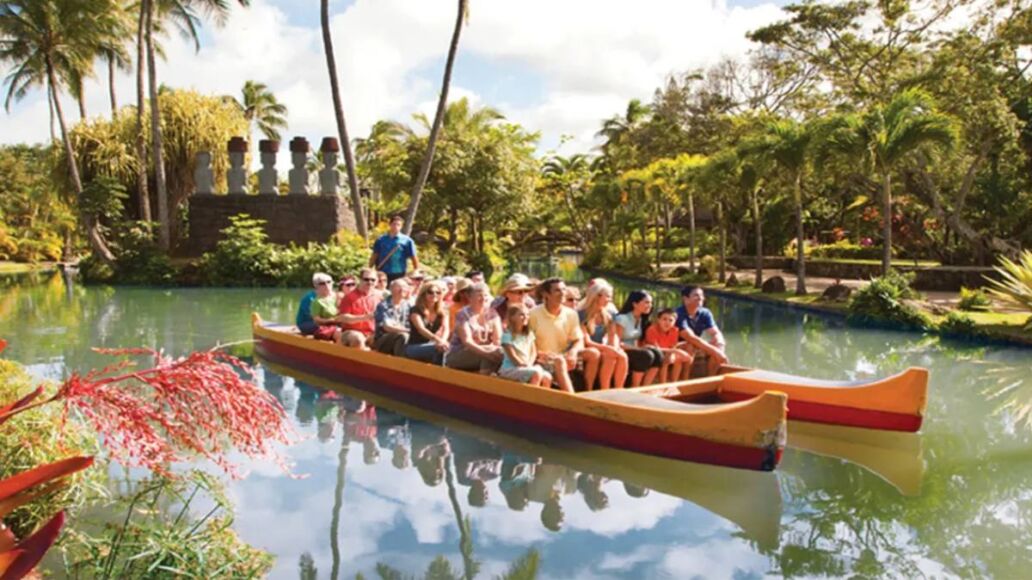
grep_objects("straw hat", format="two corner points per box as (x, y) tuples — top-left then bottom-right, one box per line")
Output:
(453, 277), (474, 294)
(501, 273), (533, 294)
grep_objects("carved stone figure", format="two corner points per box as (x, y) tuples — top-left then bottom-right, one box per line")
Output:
(288, 137), (310, 195)
(193, 151), (214, 195)
(227, 137), (249, 195)
(258, 139), (279, 195)
(319, 137), (341, 196)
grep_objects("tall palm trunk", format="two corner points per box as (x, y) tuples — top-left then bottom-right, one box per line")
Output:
(881, 171), (892, 275)
(329, 434), (348, 580)
(687, 191), (696, 274)
(46, 59), (115, 264)
(751, 186), (763, 289)
(402, 0), (467, 236)
(717, 201), (726, 283)
(320, 0), (368, 238)
(794, 172), (806, 295)
(48, 83), (56, 142)
(134, 4), (151, 222)
(145, 0), (169, 250)
(76, 83), (87, 120)
(107, 55), (118, 117)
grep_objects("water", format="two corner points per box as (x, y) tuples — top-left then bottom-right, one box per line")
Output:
(2, 270), (1031, 578)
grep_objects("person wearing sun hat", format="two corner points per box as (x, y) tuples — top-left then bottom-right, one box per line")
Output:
(449, 277), (474, 332)
(491, 273), (537, 322)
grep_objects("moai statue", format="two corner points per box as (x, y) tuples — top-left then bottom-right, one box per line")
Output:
(193, 151), (214, 195)
(319, 137), (342, 196)
(288, 137), (310, 195)
(227, 136), (248, 195)
(257, 139), (280, 195)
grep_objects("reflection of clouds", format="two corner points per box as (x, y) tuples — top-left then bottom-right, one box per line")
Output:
(562, 480), (685, 535)
(660, 539), (767, 578)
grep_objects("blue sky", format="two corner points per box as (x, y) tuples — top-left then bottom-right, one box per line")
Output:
(1, 0), (789, 155)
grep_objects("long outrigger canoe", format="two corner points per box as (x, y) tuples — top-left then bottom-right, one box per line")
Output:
(253, 314), (787, 471)
(253, 314), (929, 469)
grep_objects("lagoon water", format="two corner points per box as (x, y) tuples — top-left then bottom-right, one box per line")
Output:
(2, 269), (1030, 578)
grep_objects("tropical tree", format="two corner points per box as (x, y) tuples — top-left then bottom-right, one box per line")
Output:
(541, 153), (593, 247)
(822, 89), (956, 274)
(402, 0), (469, 236)
(101, 3), (134, 118)
(742, 118), (816, 294)
(320, 0), (367, 238)
(141, 0), (250, 251)
(0, 0), (122, 262)
(597, 98), (651, 171)
(235, 80), (288, 141)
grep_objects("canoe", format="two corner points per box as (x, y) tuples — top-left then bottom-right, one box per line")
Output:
(252, 314), (788, 472)
(258, 358), (783, 549)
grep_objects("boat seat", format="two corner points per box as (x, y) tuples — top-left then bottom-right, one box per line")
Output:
(727, 370), (872, 388)
(579, 389), (706, 411)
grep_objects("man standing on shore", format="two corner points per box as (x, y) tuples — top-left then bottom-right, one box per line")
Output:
(370, 214), (421, 283)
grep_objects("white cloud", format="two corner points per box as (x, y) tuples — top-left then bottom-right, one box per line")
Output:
(1, 0), (785, 162)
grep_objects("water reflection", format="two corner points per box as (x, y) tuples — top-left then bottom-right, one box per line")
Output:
(2, 270), (1031, 577)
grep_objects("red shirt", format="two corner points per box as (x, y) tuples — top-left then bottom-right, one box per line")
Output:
(338, 289), (378, 335)
(644, 324), (679, 349)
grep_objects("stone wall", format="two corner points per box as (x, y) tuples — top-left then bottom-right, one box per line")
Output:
(795, 259), (1001, 291)
(186, 194), (356, 255)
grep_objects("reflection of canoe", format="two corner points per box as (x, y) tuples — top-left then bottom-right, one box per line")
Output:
(252, 315), (787, 471)
(785, 422), (925, 496)
(258, 358), (784, 550)
(595, 366), (928, 432)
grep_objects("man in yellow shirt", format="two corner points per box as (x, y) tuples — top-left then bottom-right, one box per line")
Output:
(528, 278), (601, 392)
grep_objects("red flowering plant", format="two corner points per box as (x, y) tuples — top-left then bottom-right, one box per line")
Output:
(0, 338), (296, 579)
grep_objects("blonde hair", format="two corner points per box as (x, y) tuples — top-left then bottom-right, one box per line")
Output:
(579, 280), (613, 334)
(415, 281), (446, 319)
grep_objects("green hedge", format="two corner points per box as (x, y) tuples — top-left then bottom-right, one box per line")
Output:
(810, 241), (884, 260)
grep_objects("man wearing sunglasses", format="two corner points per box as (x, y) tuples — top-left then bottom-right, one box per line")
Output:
(338, 267), (381, 347)
(298, 272), (342, 343)
(370, 214), (421, 284)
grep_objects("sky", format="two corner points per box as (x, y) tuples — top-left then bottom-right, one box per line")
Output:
(0, 0), (788, 157)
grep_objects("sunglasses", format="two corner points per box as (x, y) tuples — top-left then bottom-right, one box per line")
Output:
(427, 290), (442, 295)
(341, 281), (355, 287)
(565, 297), (577, 303)
(318, 281), (332, 286)
(361, 278), (377, 283)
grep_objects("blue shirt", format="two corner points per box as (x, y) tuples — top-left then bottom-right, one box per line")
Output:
(372, 233), (416, 275)
(676, 305), (715, 337)
(296, 290), (316, 327)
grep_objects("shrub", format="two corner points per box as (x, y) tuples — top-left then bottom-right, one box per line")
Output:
(601, 247), (653, 277)
(937, 311), (982, 337)
(958, 286), (992, 311)
(198, 214), (281, 286)
(697, 255), (719, 281)
(985, 250), (1032, 329)
(275, 241), (367, 287)
(847, 270), (930, 330)
(810, 240), (884, 261)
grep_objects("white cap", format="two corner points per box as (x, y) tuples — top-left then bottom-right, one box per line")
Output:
(312, 272), (333, 286)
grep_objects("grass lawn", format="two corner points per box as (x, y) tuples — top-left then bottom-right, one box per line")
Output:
(701, 284), (850, 313)
(807, 257), (942, 267)
(0, 261), (53, 274)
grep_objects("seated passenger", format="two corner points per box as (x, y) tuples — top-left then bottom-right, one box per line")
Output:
(375, 271), (389, 299)
(644, 308), (694, 382)
(373, 279), (411, 356)
(405, 281), (449, 365)
(611, 290), (664, 387)
(563, 286), (581, 309)
(499, 305), (552, 388)
(528, 278), (601, 393)
(338, 267), (380, 347)
(465, 270), (485, 285)
(492, 273), (537, 322)
(441, 276), (457, 306)
(407, 270), (426, 299)
(446, 282), (504, 374)
(302, 272), (341, 343)
(577, 280), (628, 390)
(675, 286), (728, 376)
(449, 277), (473, 332)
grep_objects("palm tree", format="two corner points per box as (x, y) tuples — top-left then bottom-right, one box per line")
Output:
(101, 4), (133, 118)
(236, 80), (288, 141)
(823, 89), (956, 274)
(402, 0), (469, 236)
(1, 0), (120, 263)
(542, 154), (592, 248)
(743, 118), (816, 295)
(141, 0), (250, 250)
(320, 0), (367, 238)
(597, 98), (651, 150)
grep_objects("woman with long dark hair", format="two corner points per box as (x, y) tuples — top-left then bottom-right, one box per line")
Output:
(609, 290), (664, 386)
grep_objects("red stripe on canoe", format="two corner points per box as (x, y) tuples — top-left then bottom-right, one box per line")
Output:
(721, 390), (922, 432)
(257, 338), (780, 471)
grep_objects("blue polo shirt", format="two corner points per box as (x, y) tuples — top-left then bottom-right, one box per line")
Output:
(296, 290), (316, 327)
(675, 305), (715, 337)
(372, 233), (416, 276)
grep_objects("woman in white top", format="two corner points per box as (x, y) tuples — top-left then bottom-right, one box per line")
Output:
(577, 281), (628, 389)
(609, 290), (664, 386)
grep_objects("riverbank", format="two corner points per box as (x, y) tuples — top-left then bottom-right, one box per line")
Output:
(0, 261), (55, 274)
(584, 267), (1032, 348)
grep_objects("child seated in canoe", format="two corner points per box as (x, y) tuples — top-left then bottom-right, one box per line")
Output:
(644, 308), (694, 382)
(499, 306), (553, 389)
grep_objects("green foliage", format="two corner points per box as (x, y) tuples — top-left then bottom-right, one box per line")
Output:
(80, 176), (128, 223)
(0, 359), (101, 539)
(79, 222), (177, 285)
(600, 246), (653, 277)
(957, 286), (992, 312)
(937, 311), (982, 337)
(847, 270), (929, 330)
(61, 472), (273, 579)
(697, 255), (720, 281)
(985, 250), (1032, 328)
(810, 241), (883, 260)
(0, 145), (72, 262)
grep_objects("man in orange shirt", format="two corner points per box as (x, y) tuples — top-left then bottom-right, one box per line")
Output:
(338, 267), (381, 347)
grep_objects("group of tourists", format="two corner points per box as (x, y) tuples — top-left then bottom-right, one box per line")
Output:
(295, 214), (728, 391)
